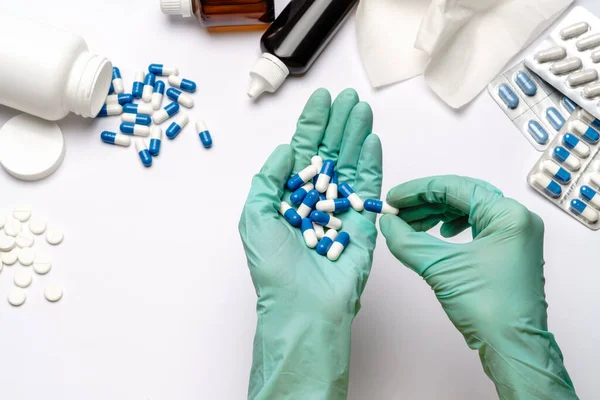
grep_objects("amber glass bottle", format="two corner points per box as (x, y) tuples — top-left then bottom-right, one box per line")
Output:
(160, 0), (275, 32)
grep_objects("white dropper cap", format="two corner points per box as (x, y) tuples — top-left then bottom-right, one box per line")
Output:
(248, 53), (290, 100)
(160, 0), (193, 17)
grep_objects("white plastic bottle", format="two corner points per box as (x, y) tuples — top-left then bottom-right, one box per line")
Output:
(0, 14), (112, 120)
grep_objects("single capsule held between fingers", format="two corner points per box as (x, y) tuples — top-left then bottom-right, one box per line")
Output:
(166, 88), (194, 108)
(553, 146), (581, 171)
(196, 120), (213, 148)
(168, 75), (196, 93)
(153, 102), (180, 124)
(316, 198), (350, 213)
(514, 71), (537, 96)
(364, 199), (400, 215)
(287, 165), (319, 191)
(338, 183), (364, 211)
(571, 120), (600, 144)
(562, 96), (577, 114)
(313, 222), (325, 239)
(546, 107), (565, 131)
(535, 46), (566, 63)
(327, 232), (350, 261)
(301, 218), (318, 248)
(97, 104), (122, 117)
(563, 133), (590, 158)
(310, 210), (342, 230)
(149, 64), (179, 76)
(290, 182), (314, 205)
(527, 120), (549, 145)
(561, 22), (590, 40)
(315, 160), (335, 193)
(134, 137), (152, 167)
(576, 33), (600, 52)
(149, 126), (162, 156)
(120, 122), (150, 137)
(279, 201), (301, 227)
(570, 199), (599, 223)
(123, 103), (153, 116)
(326, 172), (338, 200)
(498, 84), (519, 109)
(532, 174), (562, 198)
(132, 71), (145, 99)
(316, 229), (338, 256)
(550, 58), (582, 75)
(297, 190), (320, 219)
(106, 93), (133, 105)
(166, 114), (189, 139)
(112, 67), (124, 94)
(152, 81), (166, 110)
(581, 186), (600, 209)
(567, 70), (598, 87)
(101, 131), (131, 147)
(121, 113), (152, 126)
(142, 73), (156, 103)
(542, 160), (571, 184)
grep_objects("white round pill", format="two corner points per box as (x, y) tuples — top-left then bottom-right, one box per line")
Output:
(18, 248), (35, 266)
(28, 216), (47, 235)
(7, 287), (26, 307)
(46, 227), (64, 245)
(0, 232), (16, 251)
(4, 217), (22, 237)
(33, 256), (52, 275)
(0, 215), (5, 229)
(13, 205), (32, 222)
(15, 231), (34, 248)
(1, 248), (18, 265)
(44, 284), (63, 302)
(14, 269), (32, 288)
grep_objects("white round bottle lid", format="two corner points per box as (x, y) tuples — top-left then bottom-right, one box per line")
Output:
(0, 114), (65, 181)
(160, 0), (193, 17)
(248, 53), (290, 100)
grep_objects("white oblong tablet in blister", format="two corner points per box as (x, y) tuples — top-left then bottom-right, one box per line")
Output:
(576, 33), (600, 52)
(13, 205), (32, 222)
(1, 248), (18, 265)
(561, 22), (590, 40)
(14, 269), (32, 288)
(7, 288), (26, 307)
(568, 70), (599, 87)
(4, 217), (22, 237)
(0, 233), (16, 251)
(551, 58), (582, 75)
(18, 248), (35, 266)
(15, 231), (34, 248)
(46, 228), (64, 245)
(33, 256), (52, 275)
(44, 284), (63, 302)
(28, 216), (47, 235)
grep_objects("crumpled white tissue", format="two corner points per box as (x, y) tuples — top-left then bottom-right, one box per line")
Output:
(356, 0), (574, 108)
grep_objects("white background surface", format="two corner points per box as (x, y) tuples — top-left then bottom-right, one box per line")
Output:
(0, 0), (598, 399)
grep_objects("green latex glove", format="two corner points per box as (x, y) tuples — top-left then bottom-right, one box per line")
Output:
(239, 88), (383, 400)
(380, 176), (578, 399)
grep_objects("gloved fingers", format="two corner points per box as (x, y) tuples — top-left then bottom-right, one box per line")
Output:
(290, 88), (331, 173)
(440, 216), (471, 238)
(336, 102), (374, 187)
(354, 134), (383, 223)
(397, 203), (464, 222)
(408, 216), (443, 233)
(318, 88), (359, 162)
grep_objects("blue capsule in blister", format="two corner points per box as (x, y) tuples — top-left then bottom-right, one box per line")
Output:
(527, 120), (549, 145)
(562, 96), (577, 114)
(498, 84), (519, 109)
(546, 107), (566, 131)
(515, 71), (537, 96)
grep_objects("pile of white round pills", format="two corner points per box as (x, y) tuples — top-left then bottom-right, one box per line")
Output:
(98, 64), (214, 168)
(0, 206), (64, 307)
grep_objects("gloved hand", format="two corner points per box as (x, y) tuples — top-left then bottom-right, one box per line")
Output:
(380, 176), (578, 399)
(239, 88), (383, 400)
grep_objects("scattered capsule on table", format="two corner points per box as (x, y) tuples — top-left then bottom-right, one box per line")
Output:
(316, 229), (338, 256)
(583, 82), (600, 99)
(563, 133), (590, 158)
(123, 103), (153, 116)
(153, 102), (180, 124)
(106, 93), (133, 106)
(301, 218), (318, 248)
(313, 222), (325, 240)
(571, 120), (600, 144)
(581, 186), (600, 209)
(364, 199), (399, 215)
(134, 137), (152, 167)
(327, 232), (350, 261)
(570, 199), (599, 223)
(532, 174), (562, 198)
(316, 198), (350, 213)
(592, 50), (600, 64)
(546, 107), (565, 131)
(338, 183), (364, 211)
(311, 155), (323, 171)
(326, 172), (338, 200)
(166, 88), (194, 108)
(148, 64), (179, 76)
(112, 67), (124, 94)
(120, 122), (150, 137)
(279, 201), (301, 227)
(514, 71), (537, 96)
(166, 114), (189, 139)
(121, 113), (152, 126)
(560, 22), (589, 40)
(535, 46), (567, 63)
(550, 58), (582, 75)
(553, 146), (581, 171)
(196, 120), (213, 148)
(567, 70), (598, 87)
(168, 75), (196, 93)
(562, 96), (577, 114)
(590, 172), (600, 188)
(542, 160), (571, 184)
(151, 81), (165, 110)
(315, 160), (335, 193)
(97, 104), (122, 117)
(498, 84), (519, 109)
(297, 190), (320, 219)
(132, 71), (145, 99)
(576, 33), (600, 52)
(287, 165), (318, 191)
(527, 120), (549, 145)
(149, 126), (163, 156)
(142, 73), (156, 103)
(101, 131), (131, 147)
(290, 182), (314, 205)
(310, 210), (342, 230)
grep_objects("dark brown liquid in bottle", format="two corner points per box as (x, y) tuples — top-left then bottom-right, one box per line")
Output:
(193, 0), (275, 32)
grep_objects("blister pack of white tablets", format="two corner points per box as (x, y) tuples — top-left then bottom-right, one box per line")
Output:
(525, 7), (600, 122)
(528, 109), (600, 230)
(488, 62), (576, 151)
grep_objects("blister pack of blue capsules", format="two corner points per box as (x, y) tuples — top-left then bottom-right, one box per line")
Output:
(488, 62), (576, 151)
(528, 109), (600, 230)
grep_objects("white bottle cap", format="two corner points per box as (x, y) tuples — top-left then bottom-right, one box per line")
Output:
(248, 53), (290, 100)
(160, 0), (193, 17)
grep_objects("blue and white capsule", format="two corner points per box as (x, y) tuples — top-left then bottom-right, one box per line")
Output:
(132, 71), (145, 99)
(153, 102), (180, 124)
(120, 122), (150, 137)
(326, 172), (338, 200)
(196, 120), (213, 148)
(287, 165), (319, 191)
(134, 137), (152, 167)
(166, 114), (189, 139)
(570, 199), (599, 223)
(316, 229), (338, 256)
(142, 73), (156, 103)
(553, 146), (581, 171)
(123, 103), (153, 116)
(546, 107), (566, 131)
(279, 202), (301, 227)
(338, 183), (364, 211)
(580, 186), (600, 209)
(121, 113), (152, 126)
(542, 160), (571, 184)
(562, 96), (577, 114)
(563, 133), (590, 158)
(532, 174), (562, 198)
(108, 82), (114, 95)
(112, 67), (124, 94)
(168, 75), (196, 93)
(311, 155), (323, 171)
(315, 160), (335, 193)
(316, 198), (350, 213)
(149, 126), (162, 156)
(106, 93), (133, 106)
(97, 104), (122, 117)
(515, 71), (537, 96)
(297, 190), (320, 219)
(290, 182), (314, 205)
(313, 222), (325, 240)
(527, 120), (549, 145)
(327, 232), (350, 261)
(310, 210), (342, 230)
(572, 120), (600, 144)
(498, 83), (519, 109)
(152, 81), (165, 110)
(364, 199), (399, 215)
(148, 64), (179, 77)
(166, 88), (194, 108)
(100, 131), (131, 147)
(301, 218), (318, 248)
